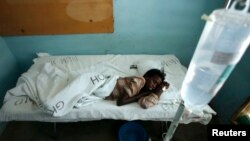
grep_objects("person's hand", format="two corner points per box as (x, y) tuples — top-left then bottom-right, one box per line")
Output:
(160, 81), (170, 91)
(155, 81), (169, 94)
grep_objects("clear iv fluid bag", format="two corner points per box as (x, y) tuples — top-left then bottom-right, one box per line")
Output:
(181, 2), (250, 111)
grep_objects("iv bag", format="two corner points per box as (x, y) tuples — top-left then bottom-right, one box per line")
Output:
(181, 0), (250, 112)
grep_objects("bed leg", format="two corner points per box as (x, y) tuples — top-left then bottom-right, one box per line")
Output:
(47, 122), (57, 139)
(163, 101), (185, 141)
(53, 122), (57, 134)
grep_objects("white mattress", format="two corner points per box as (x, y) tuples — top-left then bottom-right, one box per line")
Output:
(0, 54), (216, 124)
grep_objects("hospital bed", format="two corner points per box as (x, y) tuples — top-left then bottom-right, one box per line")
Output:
(0, 54), (215, 125)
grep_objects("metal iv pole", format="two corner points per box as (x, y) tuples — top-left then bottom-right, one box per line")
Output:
(163, 101), (185, 141)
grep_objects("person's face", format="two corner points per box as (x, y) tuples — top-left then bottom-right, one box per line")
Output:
(144, 75), (162, 90)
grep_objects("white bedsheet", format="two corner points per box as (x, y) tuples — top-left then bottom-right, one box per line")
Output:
(0, 54), (216, 124)
(7, 62), (121, 117)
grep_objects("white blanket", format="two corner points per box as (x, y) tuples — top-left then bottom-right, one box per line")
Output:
(5, 62), (119, 117)
(0, 54), (216, 124)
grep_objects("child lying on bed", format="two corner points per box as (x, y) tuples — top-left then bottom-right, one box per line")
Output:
(105, 69), (169, 109)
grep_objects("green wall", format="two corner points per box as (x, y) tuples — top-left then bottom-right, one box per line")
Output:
(4, 0), (224, 71)
(0, 37), (20, 106)
(0, 37), (21, 135)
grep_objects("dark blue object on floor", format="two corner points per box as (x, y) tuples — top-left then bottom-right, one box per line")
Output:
(119, 121), (148, 141)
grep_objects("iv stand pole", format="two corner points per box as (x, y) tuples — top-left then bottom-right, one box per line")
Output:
(163, 100), (185, 141)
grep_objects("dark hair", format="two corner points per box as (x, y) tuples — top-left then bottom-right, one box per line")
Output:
(143, 69), (165, 81)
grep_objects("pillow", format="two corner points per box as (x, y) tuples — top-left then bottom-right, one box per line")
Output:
(136, 60), (164, 76)
(163, 59), (187, 90)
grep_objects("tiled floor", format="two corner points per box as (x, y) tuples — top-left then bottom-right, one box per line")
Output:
(0, 116), (220, 141)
